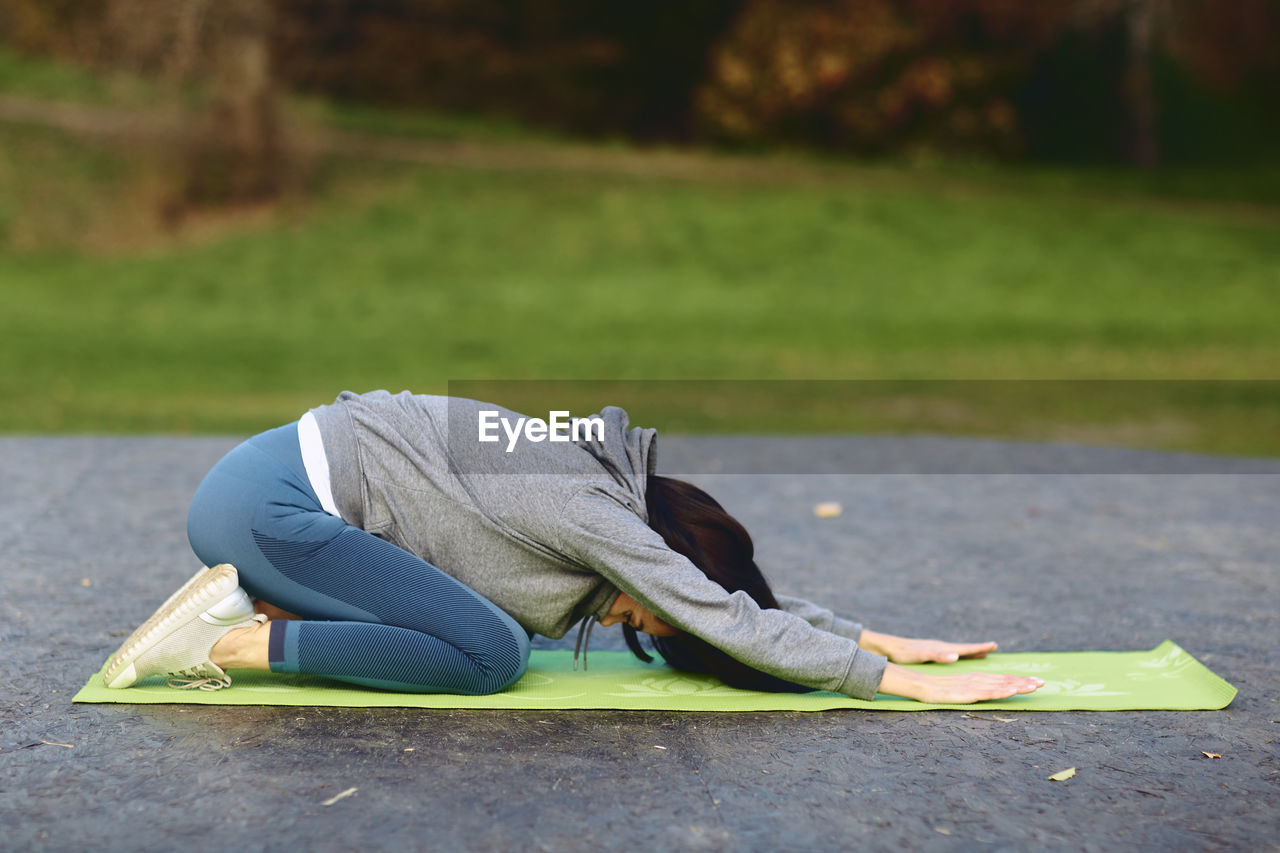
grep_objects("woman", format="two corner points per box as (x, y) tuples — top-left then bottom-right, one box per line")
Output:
(104, 390), (1043, 704)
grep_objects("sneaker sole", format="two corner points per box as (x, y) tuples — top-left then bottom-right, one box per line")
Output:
(153, 564), (212, 616)
(103, 563), (241, 689)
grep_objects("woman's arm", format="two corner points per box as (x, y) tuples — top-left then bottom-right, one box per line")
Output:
(772, 596), (1007, 666)
(878, 662), (1043, 703)
(770, 612), (1043, 702)
(557, 490), (887, 699)
(763, 606), (1043, 702)
(557, 491), (1041, 704)
(772, 594), (864, 641)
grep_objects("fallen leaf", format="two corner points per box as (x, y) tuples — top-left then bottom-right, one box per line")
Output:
(321, 787), (358, 806)
(963, 712), (1018, 723)
(935, 827), (952, 836)
(16, 740), (75, 750)
(80, 578), (92, 587)
(814, 502), (842, 519)
(1201, 751), (1221, 759)
(1048, 767), (1076, 782)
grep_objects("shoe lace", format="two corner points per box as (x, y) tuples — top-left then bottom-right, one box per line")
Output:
(167, 671), (232, 691)
(166, 670), (232, 691)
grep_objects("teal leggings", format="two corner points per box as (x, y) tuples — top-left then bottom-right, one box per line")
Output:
(186, 423), (529, 694)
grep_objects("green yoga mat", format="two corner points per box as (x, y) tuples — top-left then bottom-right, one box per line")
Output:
(74, 641), (1234, 711)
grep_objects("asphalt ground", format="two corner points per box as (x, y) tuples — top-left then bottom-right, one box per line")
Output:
(2, 435), (1277, 851)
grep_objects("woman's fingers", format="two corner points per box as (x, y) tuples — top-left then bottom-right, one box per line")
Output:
(883, 638), (1003, 665)
(872, 633), (1001, 664)
(916, 640), (998, 663)
(981, 674), (1043, 699)
(954, 641), (998, 657)
(920, 672), (1043, 703)
(989, 675), (1041, 695)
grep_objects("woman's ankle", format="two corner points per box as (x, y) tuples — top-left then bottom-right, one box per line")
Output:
(210, 620), (272, 670)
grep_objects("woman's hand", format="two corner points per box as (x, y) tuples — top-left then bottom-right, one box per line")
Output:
(878, 663), (1043, 704)
(859, 629), (997, 664)
(860, 628), (1040, 703)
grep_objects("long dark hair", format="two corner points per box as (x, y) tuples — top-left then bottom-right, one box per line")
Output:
(626, 475), (812, 693)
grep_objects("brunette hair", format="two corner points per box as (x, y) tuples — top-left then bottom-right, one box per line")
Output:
(626, 475), (811, 693)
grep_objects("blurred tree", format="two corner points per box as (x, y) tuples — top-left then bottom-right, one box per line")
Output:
(2, 0), (1276, 164)
(696, 0), (1278, 164)
(272, 0), (742, 140)
(180, 0), (282, 204)
(1058, 0), (1166, 166)
(695, 0), (1067, 156)
(0, 0), (284, 206)
(0, 0), (101, 57)
(1158, 0), (1280, 161)
(1122, 0), (1161, 166)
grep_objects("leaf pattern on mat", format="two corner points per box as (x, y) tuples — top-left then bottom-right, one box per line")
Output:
(1033, 679), (1126, 697)
(1125, 646), (1196, 680)
(605, 675), (745, 698)
(978, 661), (1054, 674)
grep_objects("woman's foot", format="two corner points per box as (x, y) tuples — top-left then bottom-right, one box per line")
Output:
(103, 564), (265, 690)
(252, 599), (301, 621)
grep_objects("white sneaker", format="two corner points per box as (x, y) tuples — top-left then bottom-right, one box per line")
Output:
(153, 564), (211, 615)
(103, 563), (264, 690)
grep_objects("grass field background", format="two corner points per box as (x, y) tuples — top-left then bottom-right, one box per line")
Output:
(1, 48), (1277, 454)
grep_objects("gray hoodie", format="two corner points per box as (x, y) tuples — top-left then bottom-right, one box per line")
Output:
(309, 390), (887, 699)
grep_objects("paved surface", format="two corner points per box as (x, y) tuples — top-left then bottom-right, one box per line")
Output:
(2, 436), (1278, 851)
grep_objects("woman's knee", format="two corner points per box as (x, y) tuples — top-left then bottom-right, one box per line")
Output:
(186, 461), (261, 567)
(185, 475), (232, 569)
(475, 622), (530, 694)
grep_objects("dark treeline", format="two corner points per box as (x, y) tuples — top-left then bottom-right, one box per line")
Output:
(3, 0), (1277, 165)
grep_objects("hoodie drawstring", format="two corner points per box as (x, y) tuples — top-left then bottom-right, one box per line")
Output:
(572, 614), (595, 671)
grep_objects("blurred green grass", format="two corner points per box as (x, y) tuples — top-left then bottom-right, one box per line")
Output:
(0, 44), (112, 100)
(1, 47), (1278, 453)
(0, 43), (163, 106)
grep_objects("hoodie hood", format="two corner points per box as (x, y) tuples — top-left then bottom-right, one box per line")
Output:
(574, 405), (658, 522)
